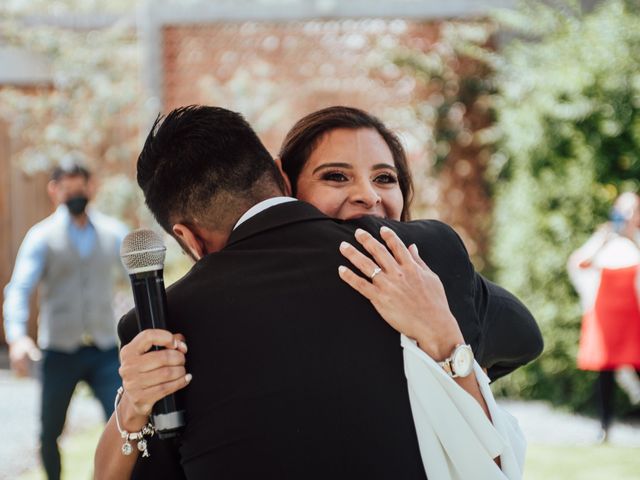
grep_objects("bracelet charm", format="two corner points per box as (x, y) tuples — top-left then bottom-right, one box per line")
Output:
(138, 438), (149, 457)
(114, 386), (155, 457)
(122, 437), (134, 456)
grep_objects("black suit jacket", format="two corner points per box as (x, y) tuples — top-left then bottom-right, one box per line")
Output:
(119, 201), (542, 479)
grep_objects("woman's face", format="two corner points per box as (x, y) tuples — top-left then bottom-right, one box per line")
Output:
(295, 128), (404, 221)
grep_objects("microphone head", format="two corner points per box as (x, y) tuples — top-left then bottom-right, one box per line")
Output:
(120, 229), (166, 274)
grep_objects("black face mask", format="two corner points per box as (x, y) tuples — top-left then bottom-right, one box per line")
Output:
(65, 195), (89, 216)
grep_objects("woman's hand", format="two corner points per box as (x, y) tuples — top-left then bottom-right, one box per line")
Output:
(338, 226), (464, 361)
(95, 329), (189, 480)
(118, 329), (191, 428)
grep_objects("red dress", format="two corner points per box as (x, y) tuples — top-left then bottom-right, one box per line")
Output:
(577, 265), (640, 371)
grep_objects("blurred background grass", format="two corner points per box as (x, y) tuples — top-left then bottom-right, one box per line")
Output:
(18, 426), (102, 480)
(525, 444), (640, 480)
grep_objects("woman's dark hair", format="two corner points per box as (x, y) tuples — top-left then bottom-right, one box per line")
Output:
(278, 106), (414, 221)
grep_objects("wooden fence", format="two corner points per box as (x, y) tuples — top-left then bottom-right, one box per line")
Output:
(0, 120), (52, 345)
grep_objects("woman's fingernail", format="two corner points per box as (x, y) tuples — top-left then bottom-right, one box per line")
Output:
(180, 341), (188, 352)
(338, 265), (347, 274)
(380, 226), (392, 234)
(339, 241), (350, 251)
(355, 228), (366, 238)
(185, 373), (193, 384)
(173, 339), (179, 349)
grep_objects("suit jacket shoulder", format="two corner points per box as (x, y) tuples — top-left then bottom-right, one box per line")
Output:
(348, 215), (542, 378)
(349, 215), (480, 352)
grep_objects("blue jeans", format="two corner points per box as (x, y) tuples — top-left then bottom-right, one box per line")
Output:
(39, 346), (120, 480)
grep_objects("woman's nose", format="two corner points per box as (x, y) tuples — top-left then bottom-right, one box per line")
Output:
(350, 180), (381, 208)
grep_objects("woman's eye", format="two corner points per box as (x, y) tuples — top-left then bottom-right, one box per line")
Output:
(322, 171), (348, 182)
(374, 173), (398, 184)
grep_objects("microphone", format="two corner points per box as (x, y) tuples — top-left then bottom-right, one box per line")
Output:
(120, 229), (185, 439)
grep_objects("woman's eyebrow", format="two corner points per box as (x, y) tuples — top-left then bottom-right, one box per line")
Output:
(312, 162), (352, 174)
(313, 162), (398, 174)
(372, 163), (397, 172)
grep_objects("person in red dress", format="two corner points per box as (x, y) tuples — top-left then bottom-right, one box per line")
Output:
(568, 192), (640, 441)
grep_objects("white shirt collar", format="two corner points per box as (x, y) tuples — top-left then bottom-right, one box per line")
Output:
(233, 196), (297, 230)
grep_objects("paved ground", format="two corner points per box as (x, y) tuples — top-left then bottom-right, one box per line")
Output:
(1, 346), (639, 478)
(0, 353), (104, 480)
(500, 399), (640, 447)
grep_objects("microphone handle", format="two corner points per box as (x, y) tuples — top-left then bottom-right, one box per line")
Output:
(129, 269), (185, 439)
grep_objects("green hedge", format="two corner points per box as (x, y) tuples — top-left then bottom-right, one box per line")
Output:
(489, 0), (640, 413)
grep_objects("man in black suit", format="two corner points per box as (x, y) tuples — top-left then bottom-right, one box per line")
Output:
(95, 106), (541, 479)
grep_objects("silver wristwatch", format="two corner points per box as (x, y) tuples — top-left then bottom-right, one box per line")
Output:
(438, 344), (474, 378)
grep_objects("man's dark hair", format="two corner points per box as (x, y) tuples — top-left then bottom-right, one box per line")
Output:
(50, 162), (91, 182)
(137, 105), (285, 233)
(278, 106), (414, 221)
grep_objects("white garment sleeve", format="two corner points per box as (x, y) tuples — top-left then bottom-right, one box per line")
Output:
(3, 226), (48, 342)
(401, 334), (526, 480)
(567, 229), (609, 312)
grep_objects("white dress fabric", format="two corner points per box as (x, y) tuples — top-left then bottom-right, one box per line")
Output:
(401, 335), (526, 480)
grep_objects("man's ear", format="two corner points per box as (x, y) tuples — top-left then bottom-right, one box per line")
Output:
(274, 157), (292, 196)
(172, 223), (205, 261)
(46, 180), (59, 205)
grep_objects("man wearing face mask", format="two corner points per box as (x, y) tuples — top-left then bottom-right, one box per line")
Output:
(3, 160), (129, 480)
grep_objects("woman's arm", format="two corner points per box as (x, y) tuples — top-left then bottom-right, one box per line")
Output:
(94, 406), (143, 480)
(338, 226), (491, 419)
(94, 330), (189, 480)
(568, 225), (610, 271)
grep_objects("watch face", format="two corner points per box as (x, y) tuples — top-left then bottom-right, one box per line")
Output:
(452, 345), (474, 377)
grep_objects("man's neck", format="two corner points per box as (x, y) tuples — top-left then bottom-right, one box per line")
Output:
(61, 206), (89, 228)
(70, 213), (89, 228)
(72, 214), (89, 227)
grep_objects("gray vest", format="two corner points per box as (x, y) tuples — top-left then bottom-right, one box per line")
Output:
(38, 216), (122, 351)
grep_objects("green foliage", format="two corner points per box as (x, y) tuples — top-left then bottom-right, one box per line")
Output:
(372, 20), (499, 265)
(490, 0), (640, 412)
(389, 21), (496, 170)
